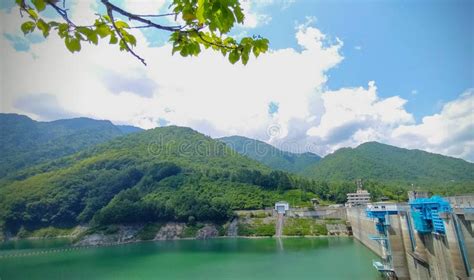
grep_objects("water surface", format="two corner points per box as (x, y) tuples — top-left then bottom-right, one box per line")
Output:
(0, 237), (381, 280)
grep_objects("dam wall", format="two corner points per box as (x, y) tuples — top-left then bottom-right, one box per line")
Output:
(346, 207), (383, 256)
(287, 207), (347, 220)
(347, 197), (474, 280)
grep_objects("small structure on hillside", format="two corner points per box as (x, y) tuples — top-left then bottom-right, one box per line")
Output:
(346, 179), (371, 207)
(275, 201), (289, 214)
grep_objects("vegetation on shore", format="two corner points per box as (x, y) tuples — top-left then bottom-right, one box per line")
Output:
(282, 218), (328, 236)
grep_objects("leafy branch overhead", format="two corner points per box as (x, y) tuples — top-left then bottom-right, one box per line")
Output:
(15, 0), (269, 65)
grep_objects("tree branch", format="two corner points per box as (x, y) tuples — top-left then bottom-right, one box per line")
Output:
(101, 0), (183, 32)
(133, 13), (177, 18)
(15, 0), (264, 65)
(194, 30), (238, 50)
(105, 5), (146, 66)
(49, 2), (76, 27)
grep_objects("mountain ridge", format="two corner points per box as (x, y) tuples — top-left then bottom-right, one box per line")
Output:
(219, 135), (321, 173)
(0, 113), (142, 178)
(302, 141), (474, 184)
(0, 126), (314, 235)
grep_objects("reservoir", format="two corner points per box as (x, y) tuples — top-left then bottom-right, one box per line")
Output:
(0, 237), (381, 279)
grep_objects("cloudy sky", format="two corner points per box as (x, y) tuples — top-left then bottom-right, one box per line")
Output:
(0, 0), (473, 161)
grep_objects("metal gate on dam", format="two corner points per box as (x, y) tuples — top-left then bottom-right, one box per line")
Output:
(346, 194), (474, 280)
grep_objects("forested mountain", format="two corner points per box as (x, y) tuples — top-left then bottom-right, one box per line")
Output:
(1, 115), (472, 237)
(0, 126), (319, 235)
(219, 136), (473, 188)
(219, 136), (321, 173)
(0, 114), (141, 178)
(116, 125), (144, 134)
(303, 142), (474, 185)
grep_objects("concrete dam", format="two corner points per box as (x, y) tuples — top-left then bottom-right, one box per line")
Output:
(347, 195), (473, 280)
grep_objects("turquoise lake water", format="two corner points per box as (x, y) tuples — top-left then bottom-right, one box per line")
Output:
(0, 237), (381, 280)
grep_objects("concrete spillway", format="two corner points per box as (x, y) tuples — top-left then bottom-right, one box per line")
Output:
(347, 196), (474, 280)
(275, 213), (284, 237)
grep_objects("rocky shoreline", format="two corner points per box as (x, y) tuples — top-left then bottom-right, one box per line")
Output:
(2, 215), (350, 246)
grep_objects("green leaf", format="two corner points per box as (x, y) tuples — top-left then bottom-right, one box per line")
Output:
(31, 0), (46, 12)
(20, 21), (36, 35)
(78, 27), (98, 45)
(48, 21), (60, 27)
(196, 0), (206, 24)
(27, 9), (38, 20)
(74, 32), (85, 41)
(109, 34), (118, 44)
(228, 50), (239, 64)
(172, 45), (181, 55)
(36, 19), (50, 37)
(65, 37), (81, 53)
(241, 50), (249, 65)
(95, 24), (111, 38)
(115, 21), (129, 29)
(182, 11), (196, 22)
(234, 6), (244, 23)
(123, 33), (136, 46)
(119, 39), (127, 51)
(180, 47), (188, 57)
(252, 45), (260, 58)
(88, 32), (98, 45)
(240, 37), (252, 46)
(57, 23), (69, 38)
(77, 27), (92, 36)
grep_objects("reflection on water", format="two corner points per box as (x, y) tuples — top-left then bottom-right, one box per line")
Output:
(0, 237), (382, 280)
(0, 238), (72, 253)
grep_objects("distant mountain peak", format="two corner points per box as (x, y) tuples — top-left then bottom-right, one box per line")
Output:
(0, 113), (143, 178)
(219, 135), (321, 173)
(303, 140), (474, 184)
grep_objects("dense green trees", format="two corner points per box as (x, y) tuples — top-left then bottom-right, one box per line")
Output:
(1, 117), (472, 238)
(221, 136), (474, 194)
(219, 136), (321, 173)
(0, 126), (314, 234)
(0, 114), (139, 178)
(303, 142), (474, 186)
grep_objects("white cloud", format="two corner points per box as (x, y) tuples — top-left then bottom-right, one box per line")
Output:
(69, 0), (98, 25)
(1, 3), (473, 162)
(307, 81), (414, 140)
(123, 0), (166, 15)
(392, 90), (474, 161)
(281, 0), (296, 10)
(240, 0), (273, 28)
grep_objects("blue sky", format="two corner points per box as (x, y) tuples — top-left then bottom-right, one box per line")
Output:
(0, 0), (473, 161)
(238, 0), (473, 121)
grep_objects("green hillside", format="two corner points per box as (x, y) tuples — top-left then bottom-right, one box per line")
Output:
(0, 126), (319, 236)
(1, 117), (472, 238)
(219, 136), (321, 173)
(0, 114), (140, 178)
(304, 142), (474, 185)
